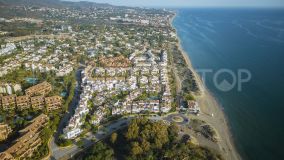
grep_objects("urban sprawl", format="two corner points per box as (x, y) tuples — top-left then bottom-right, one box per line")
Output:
(0, 2), (201, 160)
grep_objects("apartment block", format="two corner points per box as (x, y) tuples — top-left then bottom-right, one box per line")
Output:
(0, 152), (14, 160)
(16, 95), (30, 110)
(0, 114), (48, 159)
(1, 95), (16, 110)
(0, 123), (12, 141)
(30, 96), (45, 110)
(19, 114), (49, 134)
(45, 96), (62, 111)
(25, 81), (52, 96)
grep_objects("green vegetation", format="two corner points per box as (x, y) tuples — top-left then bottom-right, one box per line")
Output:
(77, 139), (85, 148)
(0, 109), (40, 132)
(27, 113), (61, 159)
(170, 45), (200, 94)
(80, 142), (114, 160)
(62, 71), (76, 111)
(0, 21), (42, 37)
(57, 134), (73, 147)
(109, 91), (129, 102)
(76, 118), (222, 160)
(0, 67), (75, 99)
(134, 90), (159, 101)
(189, 119), (218, 142)
(0, 68), (76, 154)
(184, 93), (195, 101)
(87, 100), (95, 109)
(110, 132), (118, 144)
(134, 90), (148, 101)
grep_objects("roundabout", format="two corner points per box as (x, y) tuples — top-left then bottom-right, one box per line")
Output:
(172, 116), (184, 123)
(164, 113), (189, 125)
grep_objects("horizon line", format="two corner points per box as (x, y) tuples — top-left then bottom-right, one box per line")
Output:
(65, 0), (284, 9)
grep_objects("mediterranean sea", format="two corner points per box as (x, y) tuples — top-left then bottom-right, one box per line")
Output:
(173, 8), (284, 160)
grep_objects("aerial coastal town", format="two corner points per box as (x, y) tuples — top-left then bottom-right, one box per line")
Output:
(0, 0), (238, 160)
(64, 49), (173, 139)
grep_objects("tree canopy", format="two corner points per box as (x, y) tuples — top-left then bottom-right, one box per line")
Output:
(77, 117), (222, 160)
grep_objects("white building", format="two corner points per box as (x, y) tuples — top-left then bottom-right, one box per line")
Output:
(56, 65), (73, 77)
(64, 128), (82, 139)
(0, 43), (16, 56)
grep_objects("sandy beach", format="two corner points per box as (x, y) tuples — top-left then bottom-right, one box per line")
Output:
(170, 13), (241, 160)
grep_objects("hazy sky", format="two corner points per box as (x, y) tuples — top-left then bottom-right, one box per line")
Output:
(70, 0), (284, 7)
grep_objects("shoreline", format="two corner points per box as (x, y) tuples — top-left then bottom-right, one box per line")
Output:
(170, 12), (241, 160)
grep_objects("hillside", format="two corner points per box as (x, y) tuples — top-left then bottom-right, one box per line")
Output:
(0, 0), (112, 8)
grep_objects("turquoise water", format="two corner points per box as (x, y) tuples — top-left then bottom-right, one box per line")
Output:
(61, 92), (67, 97)
(25, 77), (38, 84)
(173, 8), (284, 160)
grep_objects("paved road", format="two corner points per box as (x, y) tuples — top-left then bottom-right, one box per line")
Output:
(54, 68), (84, 143)
(50, 117), (134, 160)
(164, 113), (189, 125)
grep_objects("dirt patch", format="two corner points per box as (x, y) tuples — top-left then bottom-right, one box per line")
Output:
(189, 119), (218, 142)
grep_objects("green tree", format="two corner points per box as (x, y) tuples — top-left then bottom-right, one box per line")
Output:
(141, 139), (150, 152)
(77, 140), (84, 148)
(84, 142), (114, 160)
(41, 126), (52, 142)
(126, 121), (139, 140)
(184, 93), (195, 101)
(131, 142), (143, 156)
(168, 123), (179, 142)
(110, 132), (117, 144)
